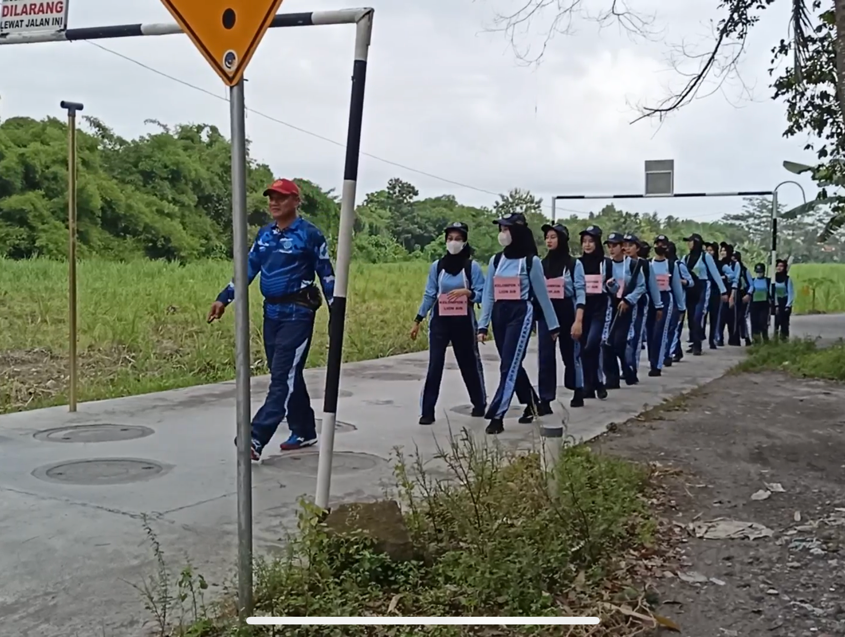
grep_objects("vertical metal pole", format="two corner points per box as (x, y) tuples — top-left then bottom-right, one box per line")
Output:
(551, 197), (556, 223)
(229, 80), (253, 618)
(60, 101), (83, 413)
(315, 11), (374, 510)
(770, 190), (778, 339)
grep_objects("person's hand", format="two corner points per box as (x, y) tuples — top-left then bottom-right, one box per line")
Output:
(549, 330), (559, 342)
(729, 295), (735, 308)
(721, 294), (729, 303)
(570, 320), (583, 341)
(477, 331), (487, 344)
(743, 294), (751, 305)
(681, 278), (689, 286)
(207, 301), (225, 323)
(618, 300), (629, 313)
(447, 288), (471, 300)
(410, 322), (420, 340)
(656, 309), (663, 323)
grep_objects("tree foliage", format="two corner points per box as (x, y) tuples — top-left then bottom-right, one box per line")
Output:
(1, 115), (839, 266)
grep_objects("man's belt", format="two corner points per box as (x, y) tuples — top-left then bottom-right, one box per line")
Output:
(264, 286), (323, 311)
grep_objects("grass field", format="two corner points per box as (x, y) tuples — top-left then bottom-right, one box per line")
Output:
(1, 258), (844, 414)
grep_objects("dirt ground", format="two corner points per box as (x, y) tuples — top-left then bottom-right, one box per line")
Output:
(595, 371), (845, 637)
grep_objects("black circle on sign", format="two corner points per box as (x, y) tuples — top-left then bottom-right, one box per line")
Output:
(222, 9), (236, 29)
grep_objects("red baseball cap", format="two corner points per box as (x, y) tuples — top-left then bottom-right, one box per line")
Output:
(263, 178), (300, 197)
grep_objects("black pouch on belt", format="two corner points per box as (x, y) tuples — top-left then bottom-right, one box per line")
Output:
(265, 286), (323, 311)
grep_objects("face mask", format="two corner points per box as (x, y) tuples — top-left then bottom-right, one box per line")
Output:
(446, 240), (464, 255)
(498, 232), (512, 247)
(654, 246), (667, 256)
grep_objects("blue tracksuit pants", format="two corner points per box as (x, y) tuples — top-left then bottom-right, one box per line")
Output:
(646, 291), (674, 370)
(537, 301), (583, 401)
(421, 312), (486, 418)
(251, 313), (316, 447)
(486, 300), (538, 420)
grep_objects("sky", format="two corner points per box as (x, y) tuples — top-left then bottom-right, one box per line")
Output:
(0, 0), (822, 225)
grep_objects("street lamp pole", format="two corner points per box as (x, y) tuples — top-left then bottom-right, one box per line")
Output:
(770, 180), (807, 280)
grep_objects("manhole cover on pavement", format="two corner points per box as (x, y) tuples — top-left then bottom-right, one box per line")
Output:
(33, 424), (154, 444)
(32, 458), (169, 485)
(306, 386), (353, 399)
(315, 419), (357, 433)
(262, 451), (386, 476)
(450, 404), (523, 418)
(359, 371), (422, 381)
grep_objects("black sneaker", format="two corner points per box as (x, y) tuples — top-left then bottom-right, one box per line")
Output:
(625, 374), (639, 386)
(692, 348), (703, 356)
(709, 343), (718, 350)
(234, 437), (262, 461)
(596, 386), (608, 400)
(485, 419), (504, 435)
(663, 358), (673, 367)
(537, 401), (553, 417)
(570, 389), (584, 408)
(673, 351), (683, 362)
(518, 406), (534, 424)
(583, 389), (596, 399)
(606, 381), (621, 390)
(419, 415), (435, 425)
(648, 368), (661, 377)
(470, 406), (485, 417)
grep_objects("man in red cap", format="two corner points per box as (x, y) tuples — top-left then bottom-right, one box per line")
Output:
(208, 178), (336, 460)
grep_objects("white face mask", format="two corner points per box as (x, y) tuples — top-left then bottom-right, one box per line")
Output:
(446, 240), (464, 255)
(498, 231), (512, 247)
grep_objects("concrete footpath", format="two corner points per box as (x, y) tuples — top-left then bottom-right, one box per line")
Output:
(1, 314), (841, 637)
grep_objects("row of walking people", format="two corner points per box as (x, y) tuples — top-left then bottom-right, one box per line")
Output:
(411, 213), (796, 435)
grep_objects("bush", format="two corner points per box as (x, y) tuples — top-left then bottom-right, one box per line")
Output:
(186, 432), (657, 637)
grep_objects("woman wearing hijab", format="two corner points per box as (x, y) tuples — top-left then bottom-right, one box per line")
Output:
(623, 234), (661, 381)
(646, 234), (685, 376)
(772, 259), (795, 340)
(682, 234), (727, 356)
(704, 242), (726, 349)
(665, 240), (693, 365)
(411, 222), (487, 425)
(577, 225), (612, 400)
(537, 223), (587, 409)
(731, 250), (753, 346)
(602, 232), (647, 388)
(717, 243), (737, 347)
(477, 213), (559, 434)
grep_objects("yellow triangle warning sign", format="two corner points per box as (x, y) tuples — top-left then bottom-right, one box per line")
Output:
(159, 0), (285, 86)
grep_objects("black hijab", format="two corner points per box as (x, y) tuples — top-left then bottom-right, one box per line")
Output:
(687, 236), (704, 267)
(579, 238), (605, 275)
(503, 223), (537, 261)
(775, 259), (788, 283)
(542, 228), (574, 278)
(440, 242), (473, 275)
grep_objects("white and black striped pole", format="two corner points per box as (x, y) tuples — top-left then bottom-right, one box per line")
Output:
(554, 190), (774, 201)
(315, 10), (374, 511)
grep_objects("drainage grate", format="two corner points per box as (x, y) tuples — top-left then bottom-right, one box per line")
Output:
(33, 424), (154, 444)
(450, 404), (523, 418)
(261, 451), (386, 476)
(358, 371), (423, 381)
(315, 419), (357, 434)
(32, 458), (169, 485)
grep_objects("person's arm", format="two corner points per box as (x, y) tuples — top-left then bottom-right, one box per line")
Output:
(312, 231), (336, 306)
(216, 233), (262, 305)
(787, 278), (795, 308)
(745, 269), (754, 291)
(647, 266), (663, 309)
(477, 256), (496, 333)
(671, 262), (686, 311)
(729, 263), (740, 289)
(470, 261), (485, 304)
(623, 264), (646, 306)
(573, 260), (587, 309)
(528, 256), (560, 332)
(705, 253), (727, 294)
(414, 262), (438, 323)
(678, 261), (694, 289)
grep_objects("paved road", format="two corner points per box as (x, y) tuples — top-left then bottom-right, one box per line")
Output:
(0, 314), (841, 636)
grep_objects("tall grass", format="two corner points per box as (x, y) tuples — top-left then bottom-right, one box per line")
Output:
(1, 258), (844, 413)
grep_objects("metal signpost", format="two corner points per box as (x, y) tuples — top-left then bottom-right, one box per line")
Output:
(61, 100), (83, 413)
(1, 3), (375, 621)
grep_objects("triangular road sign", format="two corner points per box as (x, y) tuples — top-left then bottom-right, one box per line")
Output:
(159, 0), (285, 86)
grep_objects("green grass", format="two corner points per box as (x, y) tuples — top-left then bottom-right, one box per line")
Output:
(1, 258), (844, 414)
(736, 337), (845, 380)
(151, 433), (659, 637)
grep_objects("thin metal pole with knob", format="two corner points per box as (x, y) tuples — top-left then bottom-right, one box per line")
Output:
(60, 100), (84, 412)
